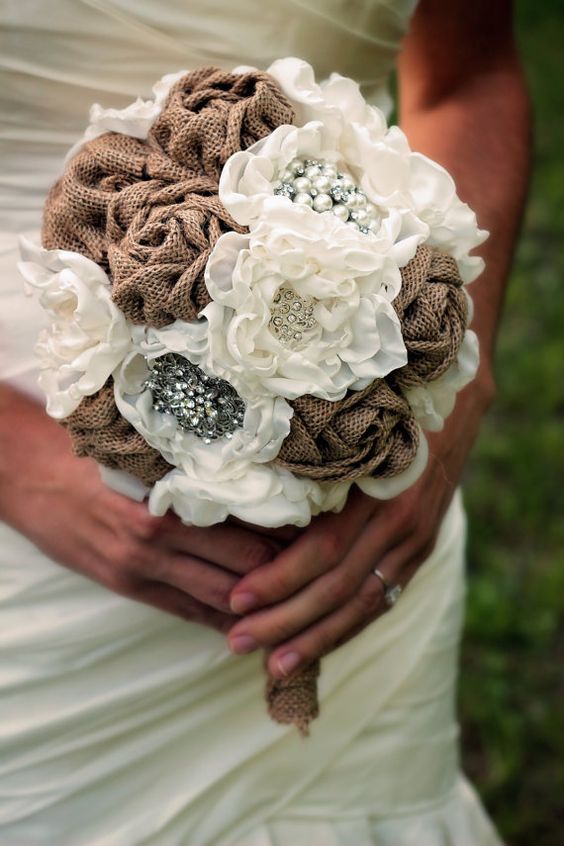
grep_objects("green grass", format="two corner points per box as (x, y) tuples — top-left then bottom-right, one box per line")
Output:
(460, 3), (564, 842)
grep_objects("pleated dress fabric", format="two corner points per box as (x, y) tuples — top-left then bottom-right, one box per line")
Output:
(0, 2), (503, 844)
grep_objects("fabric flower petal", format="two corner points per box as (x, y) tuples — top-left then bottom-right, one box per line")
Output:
(202, 211), (407, 401)
(405, 330), (480, 431)
(18, 239), (132, 419)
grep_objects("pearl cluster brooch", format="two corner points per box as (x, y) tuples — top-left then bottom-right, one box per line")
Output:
(144, 353), (245, 443)
(272, 158), (380, 233)
(270, 285), (316, 347)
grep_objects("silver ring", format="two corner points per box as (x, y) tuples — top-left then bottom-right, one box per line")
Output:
(371, 567), (402, 608)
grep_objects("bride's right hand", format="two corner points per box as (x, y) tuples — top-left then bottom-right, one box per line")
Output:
(0, 385), (282, 634)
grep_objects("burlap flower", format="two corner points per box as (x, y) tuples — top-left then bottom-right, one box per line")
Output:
(392, 244), (469, 388)
(149, 66), (295, 179)
(275, 379), (419, 483)
(42, 67), (296, 330)
(63, 379), (173, 487)
(106, 180), (244, 326)
(42, 133), (149, 270)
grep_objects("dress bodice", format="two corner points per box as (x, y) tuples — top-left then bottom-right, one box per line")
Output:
(0, 0), (417, 231)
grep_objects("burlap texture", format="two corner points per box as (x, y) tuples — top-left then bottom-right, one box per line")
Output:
(275, 379), (419, 482)
(149, 66), (295, 179)
(42, 67), (295, 327)
(265, 658), (321, 737)
(106, 180), (246, 325)
(42, 134), (150, 270)
(392, 244), (467, 389)
(63, 379), (173, 487)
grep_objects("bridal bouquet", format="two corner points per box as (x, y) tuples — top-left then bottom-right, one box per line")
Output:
(20, 59), (487, 734)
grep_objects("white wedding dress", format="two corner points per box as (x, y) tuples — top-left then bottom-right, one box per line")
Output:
(0, 2), (504, 844)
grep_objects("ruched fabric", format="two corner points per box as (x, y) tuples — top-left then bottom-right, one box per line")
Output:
(0, 2), (502, 843)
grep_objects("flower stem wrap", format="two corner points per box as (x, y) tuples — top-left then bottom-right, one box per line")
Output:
(265, 656), (321, 738)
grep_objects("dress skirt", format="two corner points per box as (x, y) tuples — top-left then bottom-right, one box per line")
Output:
(0, 480), (502, 845)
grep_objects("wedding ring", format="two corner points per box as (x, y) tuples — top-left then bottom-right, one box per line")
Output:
(371, 567), (403, 608)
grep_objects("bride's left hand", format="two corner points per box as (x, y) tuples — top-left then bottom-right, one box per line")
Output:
(226, 381), (493, 679)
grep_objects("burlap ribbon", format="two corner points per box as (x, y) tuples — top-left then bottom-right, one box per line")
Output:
(265, 656), (321, 737)
(41, 67), (468, 736)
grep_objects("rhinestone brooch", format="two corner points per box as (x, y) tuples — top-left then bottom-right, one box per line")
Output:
(269, 285), (316, 347)
(143, 353), (245, 444)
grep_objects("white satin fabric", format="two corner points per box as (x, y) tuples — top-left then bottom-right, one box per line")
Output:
(0, 2), (502, 844)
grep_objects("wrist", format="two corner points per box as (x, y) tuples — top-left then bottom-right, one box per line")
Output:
(0, 385), (71, 520)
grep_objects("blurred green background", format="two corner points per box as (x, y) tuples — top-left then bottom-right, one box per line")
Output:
(459, 2), (564, 843)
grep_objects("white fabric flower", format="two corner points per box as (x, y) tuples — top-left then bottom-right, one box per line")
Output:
(405, 329), (480, 432)
(18, 238), (131, 419)
(148, 463), (350, 528)
(265, 57), (389, 138)
(113, 320), (295, 476)
(109, 318), (353, 528)
(220, 120), (426, 270)
(221, 57), (488, 282)
(63, 70), (188, 165)
(202, 208), (408, 401)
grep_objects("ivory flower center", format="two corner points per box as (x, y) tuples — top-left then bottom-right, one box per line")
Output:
(273, 157), (381, 234)
(269, 286), (316, 347)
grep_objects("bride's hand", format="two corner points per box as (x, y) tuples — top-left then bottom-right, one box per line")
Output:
(227, 379), (494, 676)
(0, 386), (282, 635)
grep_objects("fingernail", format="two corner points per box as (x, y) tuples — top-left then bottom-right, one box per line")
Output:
(276, 651), (301, 677)
(229, 634), (258, 654)
(230, 592), (258, 614)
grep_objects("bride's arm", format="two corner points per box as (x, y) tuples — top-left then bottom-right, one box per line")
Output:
(0, 383), (280, 632)
(398, 0), (531, 385)
(226, 0), (532, 676)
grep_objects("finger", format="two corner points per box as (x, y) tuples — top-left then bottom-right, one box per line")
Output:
(229, 487), (377, 614)
(227, 545), (374, 650)
(266, 574), (387, 678)
(160, 521), (282, 575)
(227, 498), (413, 648)
(265, 541), (431, 678)
(150, 552), (242, 614)
(365, 533), (437, 597)
(133, 579), (238, 634)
